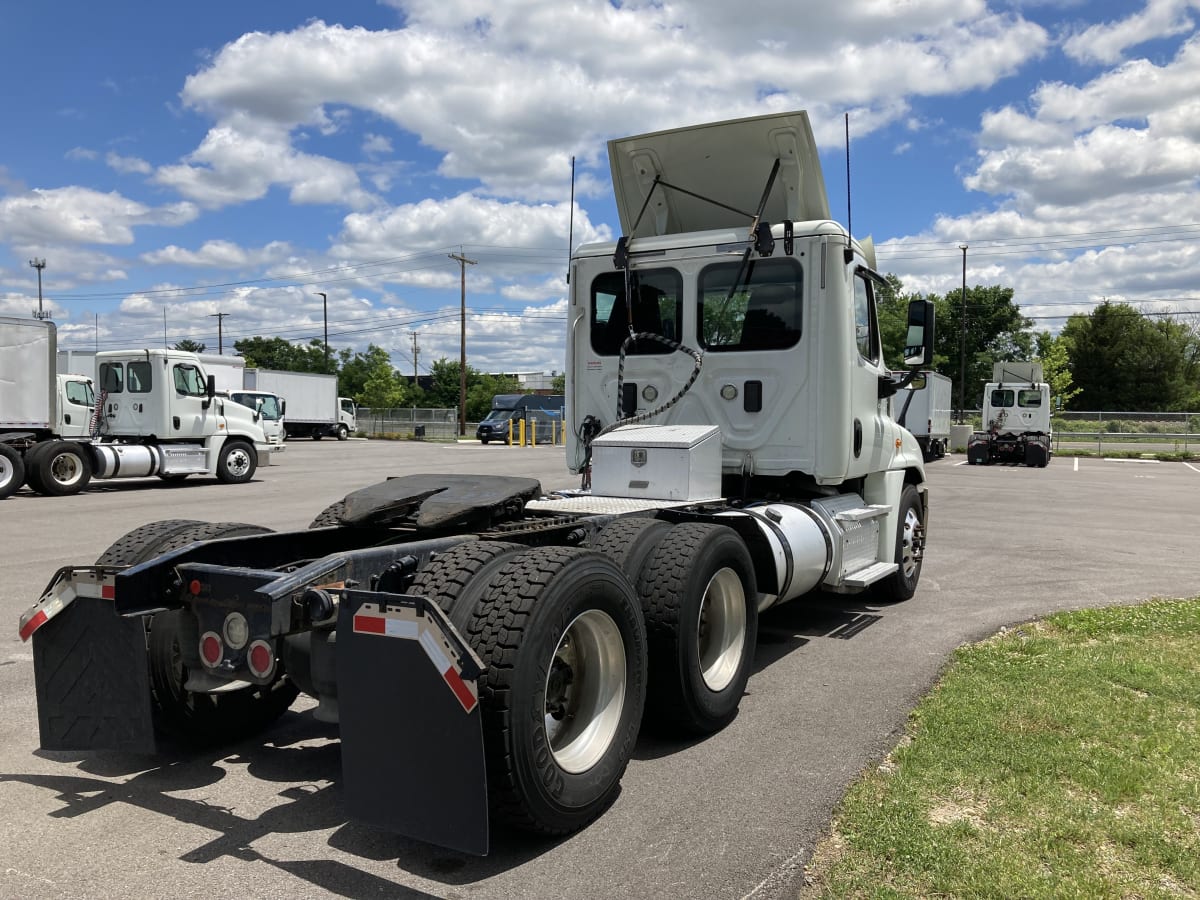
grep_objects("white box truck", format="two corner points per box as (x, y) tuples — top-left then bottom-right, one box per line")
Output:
(1, 316), (273, 498)
(895, 371), (952, 461)
(243, 368), (356, 440)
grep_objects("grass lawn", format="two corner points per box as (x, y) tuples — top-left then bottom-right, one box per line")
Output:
(802, 598), (1200, 899)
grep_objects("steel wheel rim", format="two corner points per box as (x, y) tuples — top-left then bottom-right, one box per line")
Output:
(543, 609), (626, 774)
(227, 447), (251, 477)
(697, 567), (747, 692)
(900, 507), (923, 577)
(50, 451), (84, 487)
(0, 455), (14, 489)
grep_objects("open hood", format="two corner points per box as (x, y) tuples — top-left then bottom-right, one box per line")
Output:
(607, 111), (830, 239)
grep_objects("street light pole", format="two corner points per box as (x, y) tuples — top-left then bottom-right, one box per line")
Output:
(449, 252), (477, 437)
(957, 243), (969, 424)
(315, 292), (328, 370)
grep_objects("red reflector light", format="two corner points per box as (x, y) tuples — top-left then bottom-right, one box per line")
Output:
(247, 640), (274, 679)
(189, 579), (202, 596)
(199, 632), (223, 667)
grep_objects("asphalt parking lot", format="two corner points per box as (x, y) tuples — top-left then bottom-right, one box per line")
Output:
(2, 443), (1198, 900)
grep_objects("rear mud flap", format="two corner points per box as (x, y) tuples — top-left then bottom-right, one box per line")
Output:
(32, 595), (155, 754)
(336, 590), (488, 855)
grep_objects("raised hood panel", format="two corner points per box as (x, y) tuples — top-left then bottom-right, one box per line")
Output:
(608, 110), (830, 239)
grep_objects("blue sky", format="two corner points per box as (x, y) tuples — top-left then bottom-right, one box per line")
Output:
(3, 0), (1200, 375)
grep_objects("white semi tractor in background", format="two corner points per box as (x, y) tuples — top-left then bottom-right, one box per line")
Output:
(243, 368), (356, 440)
(0, 316), (275, 498)
(967, 361), (1053, 466)
(894, 370), (952, 461)
(18, 111), (934, 855)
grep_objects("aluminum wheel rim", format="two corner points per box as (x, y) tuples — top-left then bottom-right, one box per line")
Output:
(697, 567), (747, 692)
(226, 447), (252, 477)
(49, 451), (84, 487)
(543, 609), (626, 775)
(900, 507), (923, 577)
(0, 455), (14, 490)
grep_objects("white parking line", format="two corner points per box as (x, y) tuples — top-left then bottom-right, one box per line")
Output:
(1185, 462), (1200, 474)
(1073, 457), (1079, 472)
(954, 460), (968, 467)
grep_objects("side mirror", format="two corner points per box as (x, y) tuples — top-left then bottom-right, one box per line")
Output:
(904, 299), (935, 367)
(206, 374), (216, 398)
(280, 399), (287, 416)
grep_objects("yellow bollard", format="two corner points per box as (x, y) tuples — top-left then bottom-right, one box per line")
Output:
(531, 419), (537, 447)
(506, 419), (513, 445)
(518, 418), (526, 446)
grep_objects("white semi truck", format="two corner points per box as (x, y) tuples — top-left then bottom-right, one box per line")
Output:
(243, 368), (356, 440)
(17, 111), (933, 855)
(895, 370), (952, 461)
(967, 362), (1052, 466)
(0, 316), (274, 498)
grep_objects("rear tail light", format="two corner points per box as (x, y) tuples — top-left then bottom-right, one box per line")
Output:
(199, 631), (223, 667)
(247, 639), (275, 679)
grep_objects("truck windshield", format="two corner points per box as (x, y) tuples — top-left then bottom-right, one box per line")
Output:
(698, 258), (802, 352)
(482, 410), (514, 423)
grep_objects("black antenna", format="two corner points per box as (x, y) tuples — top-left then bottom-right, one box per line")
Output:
(844, 112), (854, 263)
(566, 155), (575, 285)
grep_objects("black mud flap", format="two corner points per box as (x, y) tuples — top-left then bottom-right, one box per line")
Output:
(32, 595), (155, 753)
(336, 590), (488, 855)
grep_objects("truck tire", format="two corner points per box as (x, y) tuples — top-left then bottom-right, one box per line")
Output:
(337, 424), (349, 441)
(35, 440), (92, 496)
(98, 520), (299, 745)
(875, 484), (925, 603)
(0, 444), (25, 499)
(216, 439), (256, 484)
(406, 540), (526, 630)
(637, 523), (758, 735)
(590, 516), (672, 583)
(308, 500), (346, 528)
(459, 546), (646, 836)
(312, 430), (323, 441)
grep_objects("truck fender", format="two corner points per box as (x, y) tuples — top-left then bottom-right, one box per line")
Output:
(862, 469), (925, 566)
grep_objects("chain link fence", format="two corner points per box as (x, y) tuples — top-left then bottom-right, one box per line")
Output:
(354, 407), (567, 444)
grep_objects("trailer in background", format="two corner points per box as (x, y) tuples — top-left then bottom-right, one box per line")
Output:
(243, 368), (356, 440)
(895, 371), (952, 461)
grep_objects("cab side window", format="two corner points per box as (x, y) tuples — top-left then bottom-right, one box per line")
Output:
(853, 274), (881, 364)
(64, 380), (94, 407)
(173, 364), (206, 396)
(991, 389), (1015, 408)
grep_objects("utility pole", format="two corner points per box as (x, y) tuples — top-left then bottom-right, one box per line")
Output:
(410, 330), (420, 380)
(209, 312), (229, 355)
(29, 258), (49, 320)
(449, 251), (477, 437)
(315, 292), (329, 370)
(957, 243), (969, 424)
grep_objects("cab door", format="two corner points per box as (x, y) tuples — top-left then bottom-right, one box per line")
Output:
(846, 269), (891, 478)
(169, 360), (214, 439)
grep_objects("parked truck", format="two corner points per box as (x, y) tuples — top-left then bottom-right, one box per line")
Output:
(895, 371), (952, 461)
(243, 368), (356, 440)
(476, 393), (565, 443)
(17, 111), (933, 855)
(0, 316), (274, 498)
(967, 362), (1052, 466)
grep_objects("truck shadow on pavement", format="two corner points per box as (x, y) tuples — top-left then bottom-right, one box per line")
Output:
(4, 710), (578, 894)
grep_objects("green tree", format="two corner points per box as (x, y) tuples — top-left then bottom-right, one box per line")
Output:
(174, 338), (207, 353)
(337, 344), (394, 399)
(424, 359), (520, 421)
(1061, 302), (1200, 410)
(552, 373), (566, 392)
(933, 284), (1033, 412)
(1034, 332), (1080, 409)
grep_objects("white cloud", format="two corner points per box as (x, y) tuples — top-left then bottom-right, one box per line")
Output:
(66, 147), (98, 161)
(0, 187), (199, 245)
(141, 239), (294, 268)
(1063, 0), (1199, 64)
(106, 152), (153, 175)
